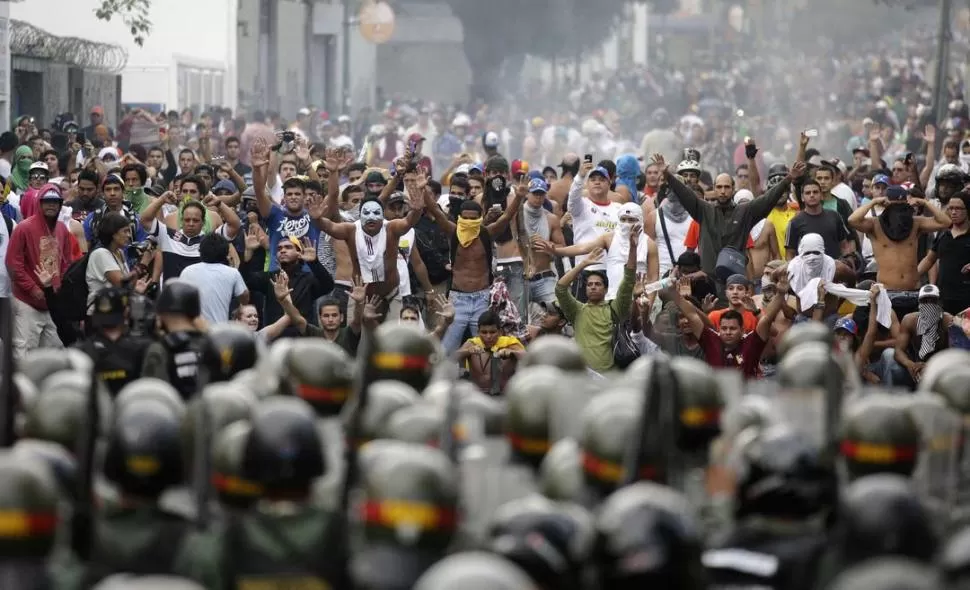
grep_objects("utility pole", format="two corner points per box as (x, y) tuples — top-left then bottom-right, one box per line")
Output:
(342, 0), (352, 115)
(933, 0), (953, 130)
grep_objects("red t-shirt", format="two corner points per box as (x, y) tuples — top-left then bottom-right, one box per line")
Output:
(698, 328), (767, 378)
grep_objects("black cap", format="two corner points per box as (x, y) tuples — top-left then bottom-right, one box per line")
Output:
(676, 251), (702, 268)
(387, 191), (407, 205)
(91, 287), (128, 328)
(365, 171), (387, 185)
(539, 300), (564, 317)
(485, 155), (510, 173)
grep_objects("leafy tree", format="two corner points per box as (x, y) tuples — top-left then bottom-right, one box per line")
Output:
(94, 0), (152, 46)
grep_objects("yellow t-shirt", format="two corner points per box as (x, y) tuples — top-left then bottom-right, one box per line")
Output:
(767, 206), (799, 256)
(463, 335), (523, 369)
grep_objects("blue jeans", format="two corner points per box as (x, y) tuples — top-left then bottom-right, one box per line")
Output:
(866, 347), (908, 388)
(528, 274), (557, 305)
(495, 261), (527, 318)
(441, 288), (491, 355)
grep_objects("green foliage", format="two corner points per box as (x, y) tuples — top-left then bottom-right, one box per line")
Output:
(94, 0), (152, 46)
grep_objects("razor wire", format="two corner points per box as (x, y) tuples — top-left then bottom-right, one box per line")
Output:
(10, 19), (129, 74)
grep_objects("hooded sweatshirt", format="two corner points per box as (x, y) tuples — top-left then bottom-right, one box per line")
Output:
(6, 184), (74, 310)
(615, 154), (641, 205)
(9, 146), (32, 193)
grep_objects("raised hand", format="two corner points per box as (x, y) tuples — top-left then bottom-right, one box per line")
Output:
(434, 295), (455, 324)
(649, 153), (666, 171)
(702, 293), (717, 313)
(299, 237), (317, 263)
(924, 124), (937, 145)
(307, 193), (327, 220)
(134, 277), (152, 294)
(251, 138), (271, 169)
(628, 223), (642, 247)
(270, 271), (292, 302)
(584, 247), (605, 266)
(363, 295), (383, 323)
(349, 276), (366, 304)
(244, 225), (261, 251)
(790, 161), (807, 179)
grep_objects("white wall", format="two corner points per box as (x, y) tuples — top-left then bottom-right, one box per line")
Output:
(9, 0), (237, 110)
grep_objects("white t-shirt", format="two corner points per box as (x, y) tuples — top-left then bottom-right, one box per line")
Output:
(567, 173), (620, 271)
(179, 262), (248, 324)
(85, 248), (127, 307)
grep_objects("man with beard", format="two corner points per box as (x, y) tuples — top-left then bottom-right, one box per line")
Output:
(894, 284), (953, 387)
(652, 152), (801, 285)
(848, 184), (951, 318)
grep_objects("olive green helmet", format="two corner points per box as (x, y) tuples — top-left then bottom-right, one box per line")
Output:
(422, 380), (505, 437)
(281, 339), (355, 416)
(351, 442), (460, 590)
(413, 552), (537, 590)
(116, 378), (186, 420)
(778, 321), (834, 359)
(18, 348), (92, 389)
(370, 323), (443, 392)
(578, 388), (651, 499)
(380, 403), (455, 448)
(504, 367), (564, 469)
(0, 450), (60, 557)
(839, 394), (921, 480)
(539, 439), (584, 503)
(211, 421), (261, 510)
(520, 335), (586, 373)
(670, 356), (723, 454)
(350, 381), (421, 447)
(21, 371), (112, 452)
(180, 382), (256, 473)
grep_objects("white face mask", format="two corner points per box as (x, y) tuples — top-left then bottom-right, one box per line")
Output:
(360, 201), (384, 224)
(960, 152), (970, 166)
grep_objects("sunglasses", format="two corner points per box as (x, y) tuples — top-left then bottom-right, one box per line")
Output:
(29, 172), (48, 179)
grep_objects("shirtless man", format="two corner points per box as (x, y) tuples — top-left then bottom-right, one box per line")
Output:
(752, 261), (798, 376)
(485, 156), (532, 321)
(422, 179), (525, 355)
(522, 178), (565, 309)
(847, 184), (951, 318)
(547, 153), (579, 213)
(308, 182), (424, 320)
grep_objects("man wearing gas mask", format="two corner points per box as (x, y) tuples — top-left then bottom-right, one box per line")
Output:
(848, 183), (951, 318)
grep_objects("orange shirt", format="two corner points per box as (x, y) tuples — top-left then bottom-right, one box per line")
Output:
(708, 308), (759, 333)
(684, 220), (754, 250)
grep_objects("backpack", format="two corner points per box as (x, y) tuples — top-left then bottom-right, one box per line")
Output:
(59, 249), (95, 322)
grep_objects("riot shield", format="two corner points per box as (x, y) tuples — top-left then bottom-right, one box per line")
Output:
(905, 392), (961, 528)
(459, 437), (537, 545)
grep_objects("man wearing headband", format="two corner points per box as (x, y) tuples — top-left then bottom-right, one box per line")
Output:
(848, 183), (951, 318)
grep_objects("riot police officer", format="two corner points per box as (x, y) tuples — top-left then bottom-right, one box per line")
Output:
(67, 391), (190, 587)
(75, 287), (152, 396)
(176, 397), (338, 589)
(142, 281), (206, 399)
(197, 323), (261, 385)
(703, 424), (836, 590)
(0, 451), (62, 589)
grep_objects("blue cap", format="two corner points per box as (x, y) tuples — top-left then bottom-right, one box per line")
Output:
(886, 185), (908, 200)
(834, 316), (858, 336)
(469, 163), (484, 174)
(872, 174), (890, 186)
(589, 166), (610, 179)
(212, 179), (237, 195)
(528, 178), (549, 193)
(527, 169), (544, 181)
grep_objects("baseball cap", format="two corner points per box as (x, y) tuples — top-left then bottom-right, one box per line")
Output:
(39, 185), (63, 202)
(387, 191), (407, 205)
(511, 159), (529, 176)
(676, 251), (701, 268)
(469, 163), (484, 175)
(726, 274), (751, 287)
(90, 105), (104, 116)
(454, 164), (471, 176)
(364, 171), (387, 185)
(821, 158), (847, 175)
(483, 132), (500, 148)
(91, 287), (128, 328)
(241, 186), (256, 201)
(539, 300), (564, 317)
(212, 179), (237, 195)
(297, 107), (311, 116)
(919, 284), (941, 300)
(407, 132), (425, 144)
(834, 316), (858, 336)
(29, 161), (49, 174)
(852, 146), (870, 156)
(528, 178), (549, 194)
(872, 174), (890, 187)
(886, 185), (908, 201)
(589, 166), (609, 179)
